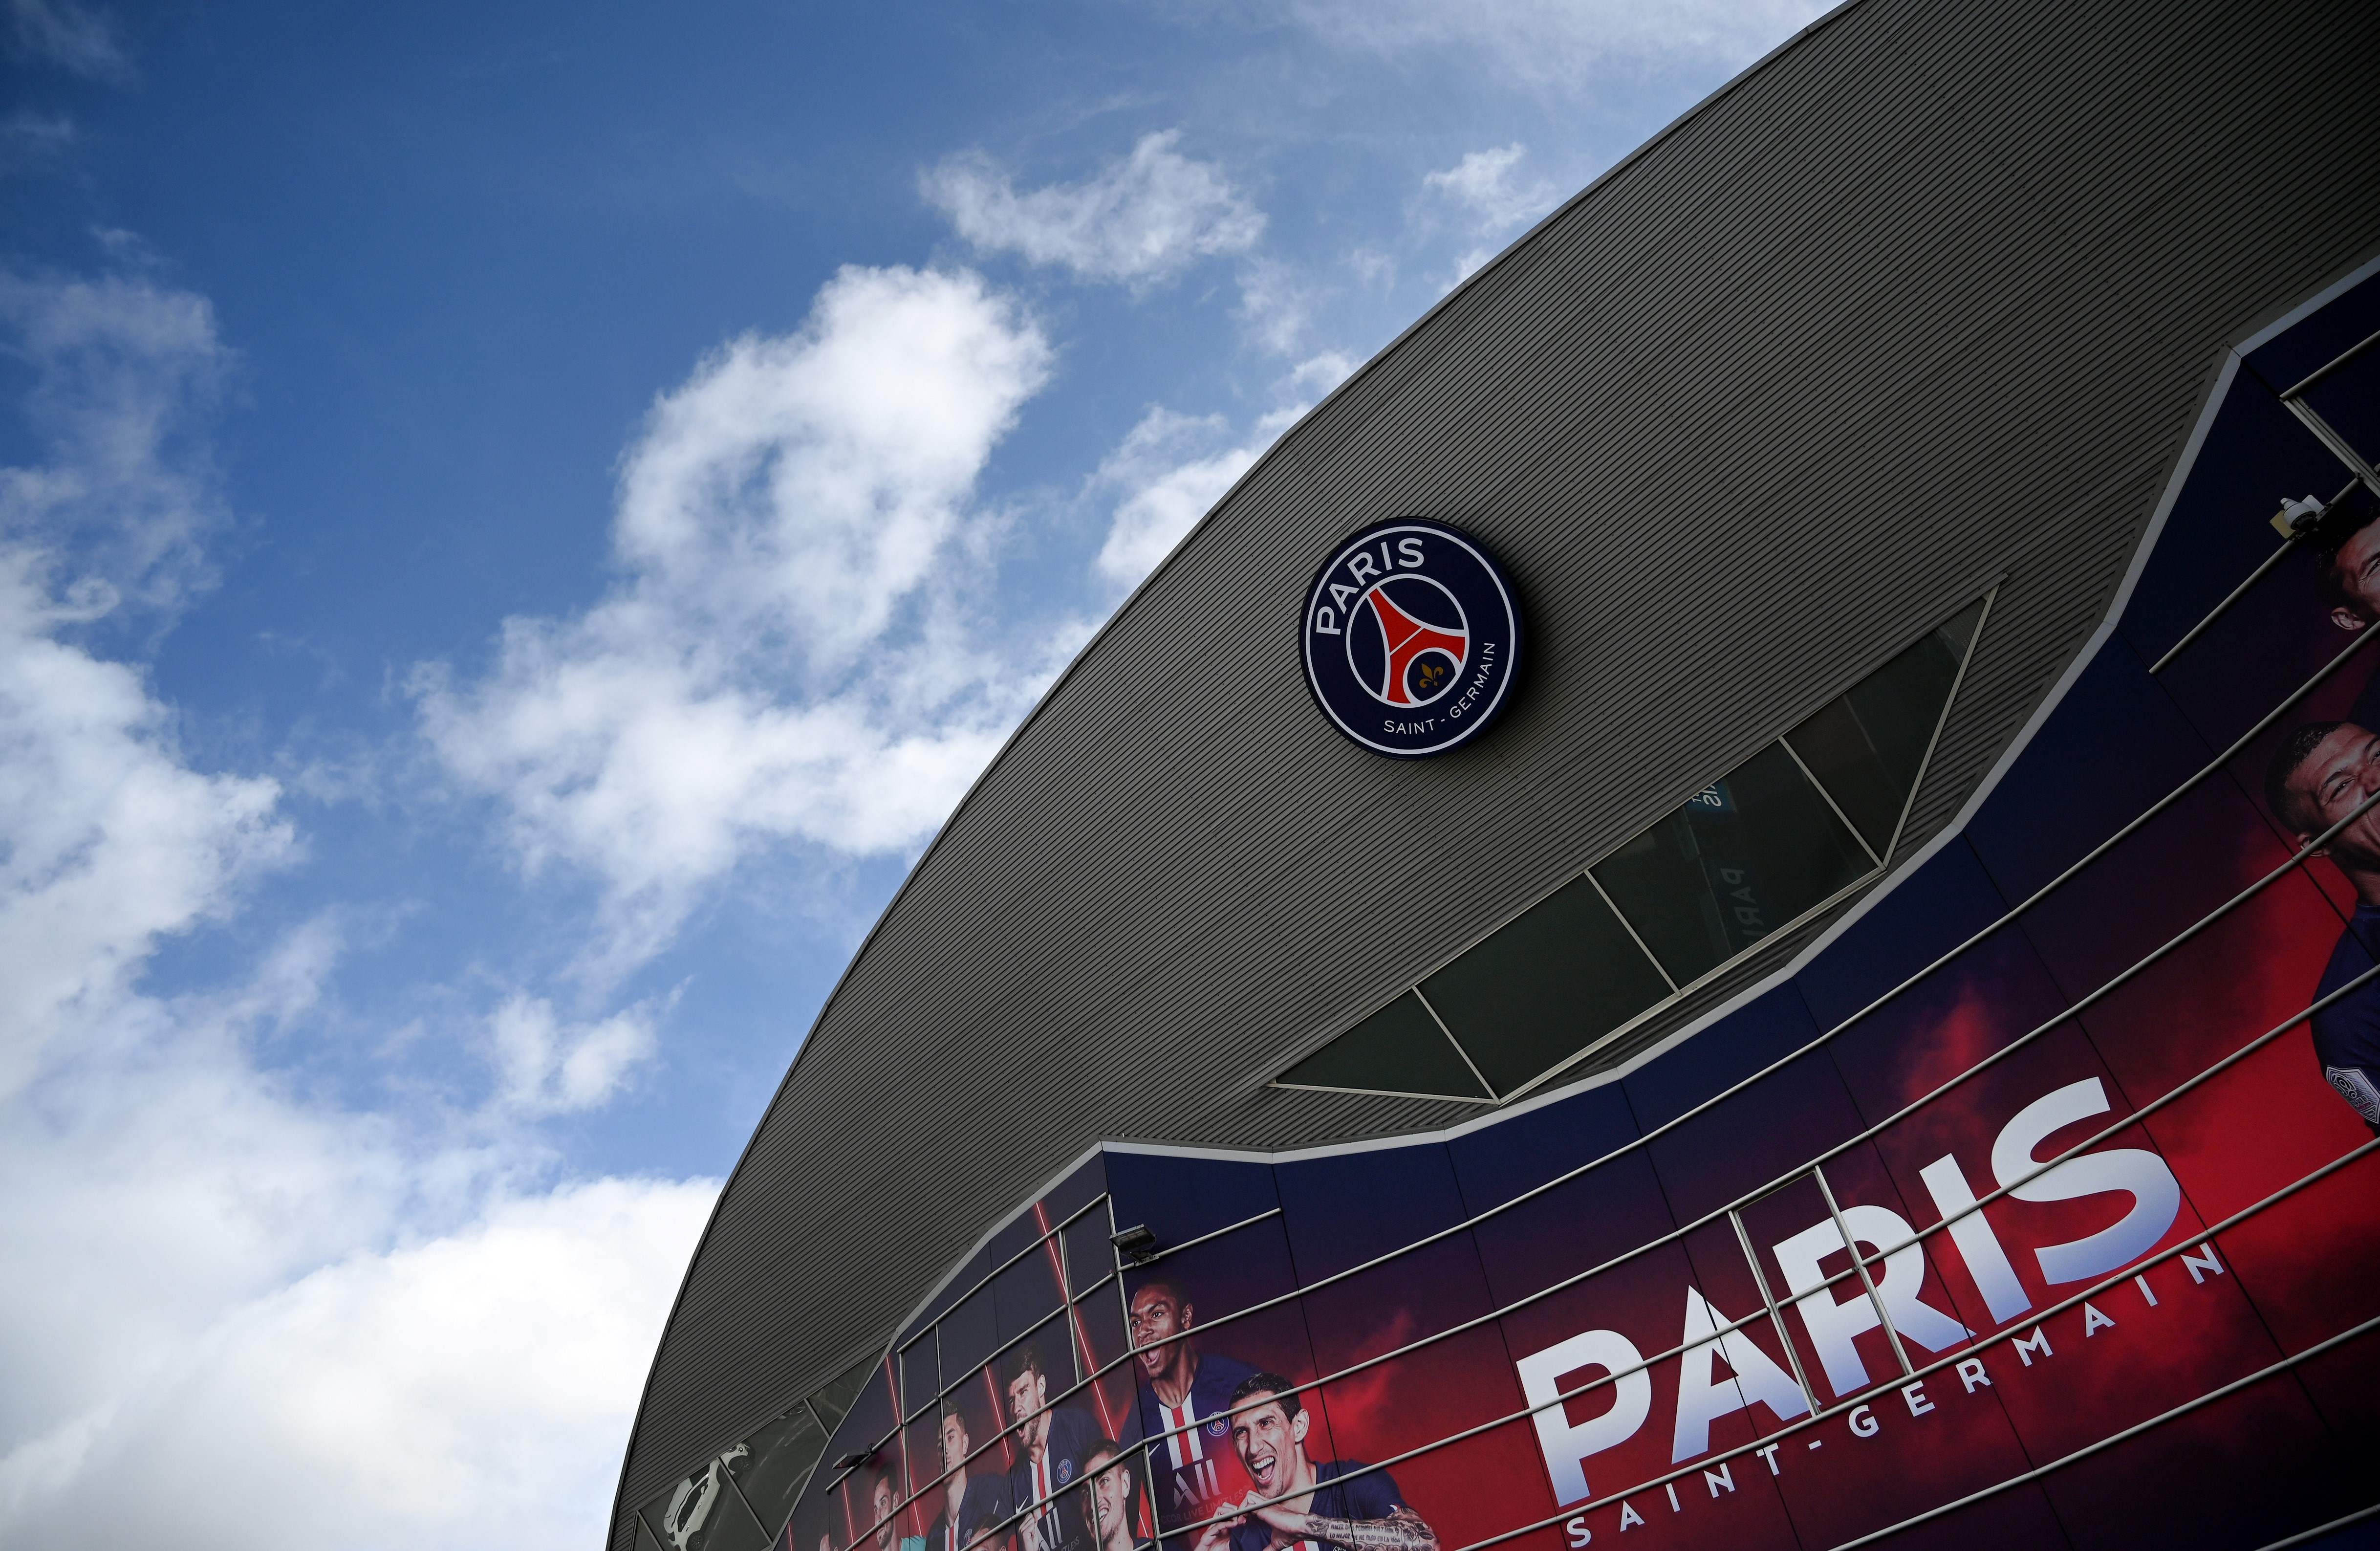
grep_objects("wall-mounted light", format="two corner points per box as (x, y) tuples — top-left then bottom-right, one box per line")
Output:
(2272, 492), (2331, 538)
(1110, 1224), (1159, 1267)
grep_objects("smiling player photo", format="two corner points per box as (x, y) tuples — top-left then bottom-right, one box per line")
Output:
(1186, 1375), (1436, 1551)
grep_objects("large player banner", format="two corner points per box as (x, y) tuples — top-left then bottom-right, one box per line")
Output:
(775, 271), (2380, 1551)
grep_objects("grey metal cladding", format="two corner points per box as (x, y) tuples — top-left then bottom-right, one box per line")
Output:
(610, 0), (2380, 1539)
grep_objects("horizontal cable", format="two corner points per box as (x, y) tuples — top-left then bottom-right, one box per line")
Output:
(1111, 618), (2380, 1359)
(1126, 1205), (1282, 1269)
(1156, 1133), (2380, 1551)
(2254, 1500), (2380, 1551)
(837, 579), (2377, 1546)
(876, 928), (2380, 1538)
(876, 775), (2380, 1513)
(2280, 326), (2380, 401)
(1827, 1312), (2380, 1550)
(1115, 769), (2380, 1421)
(898, 1190), (1110, 1363)
(1122, 932), (2380, 1472)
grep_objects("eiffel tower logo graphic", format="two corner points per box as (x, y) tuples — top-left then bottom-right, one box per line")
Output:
(1361, 581), (1468, 706)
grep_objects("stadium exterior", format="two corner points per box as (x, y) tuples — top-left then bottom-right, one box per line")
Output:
(610, 3), (2380, 1550)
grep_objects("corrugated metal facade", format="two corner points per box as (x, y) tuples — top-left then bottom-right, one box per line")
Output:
(609, 0), (2380, 1543)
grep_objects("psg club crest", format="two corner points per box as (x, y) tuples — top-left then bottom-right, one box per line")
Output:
(1301, 517), (1522, 757)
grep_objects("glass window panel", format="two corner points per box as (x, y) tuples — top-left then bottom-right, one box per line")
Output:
(728, 1396), (829, 1540)
(992, 1237), (1064, 1346)
(1785, 602), (1983, 854)
(1060, 1204), (1113, 1300)
(899, 1333), (938, 1421)
(1277, 990), (1491, 1100)
(1594, 742), (1874, 985)
(940, 1281), (997, 1383)
(642, 1455), (771, 1551)
(1421, 874), (1673, 1095)
(2299, 346), (2380, 472)
(638, 1517), (666, 1551)
(808, 1354), (876, 1435)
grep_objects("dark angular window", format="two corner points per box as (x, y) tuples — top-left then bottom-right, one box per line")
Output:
(806, 1354), (876, 1435)
(1279, 990), (1492, 1101)
(1591, 742), (1872, 986)
(1419, 874), (1673, 1096)
(1783, 602), (1983, 856)
(728, 1397), (828, 1539)
(641, 1456), (769, 1551)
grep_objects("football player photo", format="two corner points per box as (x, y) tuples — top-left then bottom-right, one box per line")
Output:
(925, 1405), (1014, 1551)
(2268, 720), (2380, 1131)
(1128, 1279), (1258, 1525)
(1077, 1438), (1153, 1551)
(2304, 485), (2380, 728)
(1190, 1375), (1435, 1551)
(871, 1470), (928, 1551)
(1003, 1343), (1101, 1551)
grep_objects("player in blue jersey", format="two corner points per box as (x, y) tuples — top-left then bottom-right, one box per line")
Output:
(2269, 720), (2380, 1130)
(869, 1470), (928, 1551)
(1128, 1278), (1260, 1529)
(1187, 1375), (1435, 1551)
(2307, 486), (2380, 729)
(925, 1405), (1014, 1551)
(1003, 1344), (1101, 1551)
(1078, 1438), (1153, 1551)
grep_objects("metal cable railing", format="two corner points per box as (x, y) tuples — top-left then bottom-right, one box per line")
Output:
(790, 386), (2380, 1551)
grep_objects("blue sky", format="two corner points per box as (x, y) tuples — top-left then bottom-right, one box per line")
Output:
(0, 1), (1820, 1544)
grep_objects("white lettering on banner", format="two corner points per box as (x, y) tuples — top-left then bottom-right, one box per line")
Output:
(1505, 1072), (2210, 1507)
(1990, 1078), (2183, 1284)
(1348, 552), (1379, 583)
(1516, 1328), (1653, 1506)
(1774, 1203), (1972, 1397)
(1671, 1287), (1811, 1462)
(1564, 1517), (1590, 1548)
(1703, 1463), (1734, 1497)
(1398, 536), (1426, 568)
(1917, 1153), (2034, 1323)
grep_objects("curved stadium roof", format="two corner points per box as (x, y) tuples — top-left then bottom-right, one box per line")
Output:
(610, 0), (2380, 1544)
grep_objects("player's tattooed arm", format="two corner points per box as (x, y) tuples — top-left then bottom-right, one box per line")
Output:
(1296, 1507), (1438, 1551)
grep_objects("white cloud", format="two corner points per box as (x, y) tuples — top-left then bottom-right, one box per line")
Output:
(924, 130), (1264, 285)
(0, 274), (288, 1099)
(5, 0), (131, 82)
(416, 265), (1075, 974)
(0, 267), (722, 1551)
(487, 993), (662, 1116)
(1287, 0), (1825, 87)
(1422, 143), (1561, 281)
(0, 109), (75, 174)
(0, 270), (232, 612)
(1, 1152), (714, 1551)
(1424, 144), (1554, 234)
(1092, 404), (1298, 587)
(1234, 255), (1317, 357)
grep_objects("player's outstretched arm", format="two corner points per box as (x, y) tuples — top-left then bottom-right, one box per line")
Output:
(1298, 1507), (1437, 1551)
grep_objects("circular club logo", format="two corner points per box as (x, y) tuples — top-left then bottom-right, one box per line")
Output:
(1301, 517), (1521, 757)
